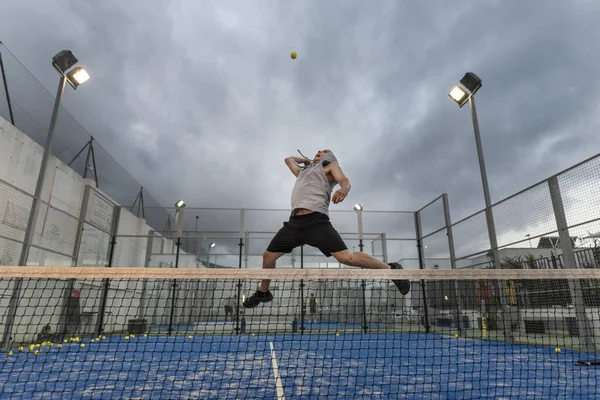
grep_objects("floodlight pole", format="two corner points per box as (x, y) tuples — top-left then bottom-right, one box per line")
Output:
(19, 75), (67, 266)
(468, 96), (514, 343)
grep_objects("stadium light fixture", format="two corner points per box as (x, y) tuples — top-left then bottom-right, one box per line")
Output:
(353, 204), (363, 212)
(67, 67), (90, 88)
(448, 72), (482, 108)
(210, 242), (216, 248)
(18, 49), (90, 268)
(175, 200), (186, 209)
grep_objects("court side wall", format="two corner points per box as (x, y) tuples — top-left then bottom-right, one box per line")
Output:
(0, 116), (196, 343)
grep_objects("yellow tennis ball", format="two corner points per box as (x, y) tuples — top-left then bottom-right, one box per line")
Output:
(8, 351), (13, 356)
(290, 51), (297, 59)
(555, 347), (561, 353)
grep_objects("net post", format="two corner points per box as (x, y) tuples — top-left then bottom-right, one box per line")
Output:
(414, 211), (430, 333)
(548, 176), (596, 353)
(96, 205), (121, 337)
(443, 194), (464, 337)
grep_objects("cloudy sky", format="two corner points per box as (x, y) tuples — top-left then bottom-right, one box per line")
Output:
(2, 1), (600, 264)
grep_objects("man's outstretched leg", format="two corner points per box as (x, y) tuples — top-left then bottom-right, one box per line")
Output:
(242, 250), (284, 308)
(331, 250), (411, 295)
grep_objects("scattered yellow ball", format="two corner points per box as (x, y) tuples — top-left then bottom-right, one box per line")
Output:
(124, 336), (130, 340)
(290, 51), (297, 59)
(18, 346), (23, 351)
(188, 335), (193, 339)
(80, 344), (85, 348)
(555, 347), (561, 354)
(7, 351), (13, 356)
(130, 334), (135, 338)
(64, 339), (68, 343)
(34, 351), (39, 356)
(455, 334), (459, 338)
(91, 340), (95, 343)
(102, 336), (106, 339)
(144, 334), (147, 337)
(57, 344), (62, 349)
(35, 344), (40, 348)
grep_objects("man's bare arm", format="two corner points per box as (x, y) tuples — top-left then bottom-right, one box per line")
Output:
(328, 164), (351, 204)
(285, 156), (311, 177)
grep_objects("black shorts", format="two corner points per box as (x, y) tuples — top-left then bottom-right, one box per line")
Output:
(266, 212), (348, 257)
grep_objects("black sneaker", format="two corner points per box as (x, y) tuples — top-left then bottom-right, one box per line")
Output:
(242, 290), (274, 308)
(389, 262), (411, 295)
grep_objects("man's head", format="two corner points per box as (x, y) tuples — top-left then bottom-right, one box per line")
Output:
(313, 149), (331, 162)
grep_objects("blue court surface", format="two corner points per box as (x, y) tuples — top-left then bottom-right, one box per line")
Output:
(0, 333), (598, 399)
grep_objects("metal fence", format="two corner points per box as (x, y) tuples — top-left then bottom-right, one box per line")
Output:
(3, 40), (600, 351)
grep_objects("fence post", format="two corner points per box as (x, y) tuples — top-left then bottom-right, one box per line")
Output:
(443, 194), (464, 337)
(235, 209), (245, 335)
(0, 49), (15, 125)
(548, 176), (596, 353)
(138, 230), (154, 320)
(414, 211), (430, 333)
(96, 206), (121, 336)
(58, 184), (91, 337)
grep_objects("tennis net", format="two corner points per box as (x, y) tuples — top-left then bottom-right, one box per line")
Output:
(1, 266), (600, 399)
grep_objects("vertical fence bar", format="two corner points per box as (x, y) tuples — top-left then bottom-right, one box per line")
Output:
(97, 206), (121, 336)
(0, 50), (15, 125)
(414, 211), (430, 333)
(548, 176), (596, 353)
(61, 184), (91, 337)
(381, 232), (388, 264)
(442, 194), (464, 337)
(235, 209), (245, 335)
(138, 231), (154, 320)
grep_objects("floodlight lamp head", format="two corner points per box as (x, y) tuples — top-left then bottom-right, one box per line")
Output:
(210, 242), (216, 248)
(52, 50), (78, 74)
(66, 67), (90, 89)
(460, 72), (482, 96)
(448, 86), (468, 107)
(353, 204), (363, 212)
(175, 200), (186, 209)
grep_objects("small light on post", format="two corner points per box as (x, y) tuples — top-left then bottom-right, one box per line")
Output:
(448, 72), (482, 108)
(174, 200), (186, 238)
(354, 204), (364, 252)
(210, 242), (216, 248)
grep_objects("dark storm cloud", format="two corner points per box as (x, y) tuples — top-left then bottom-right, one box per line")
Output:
(2, 1), (600, 264)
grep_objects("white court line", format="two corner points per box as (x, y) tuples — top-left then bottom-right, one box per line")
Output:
(269, 341), (285, 400)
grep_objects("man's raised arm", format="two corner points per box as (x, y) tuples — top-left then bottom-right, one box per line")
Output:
(285, 156), (311, 177)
